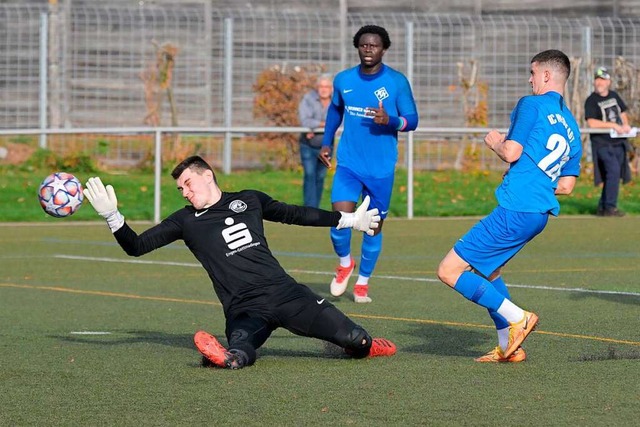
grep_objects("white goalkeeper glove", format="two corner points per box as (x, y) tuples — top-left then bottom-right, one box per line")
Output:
(337, 195), (381, 236)
(83, 177), (125, 233)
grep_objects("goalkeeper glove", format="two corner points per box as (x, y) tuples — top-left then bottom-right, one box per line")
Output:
(83, 177), (125, 233)
(337, 195), (381, 236)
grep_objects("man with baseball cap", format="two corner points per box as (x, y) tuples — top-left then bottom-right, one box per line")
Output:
(584, 66), (633, 217)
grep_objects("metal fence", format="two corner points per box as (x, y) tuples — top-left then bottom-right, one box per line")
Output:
(2, 2), (640, 169)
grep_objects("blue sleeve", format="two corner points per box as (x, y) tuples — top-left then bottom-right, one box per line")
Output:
(561, 152), (582, 177)
(385, 74), (418, 131)
(506, 97), (536, 145)
(387, 113), (418, 132)
(561, 126), (583, 177)
(322, 98), (343, 147)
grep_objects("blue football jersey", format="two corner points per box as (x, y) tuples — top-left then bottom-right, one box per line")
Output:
(496, 91), (582, 216)
(331, 64), (417, 178)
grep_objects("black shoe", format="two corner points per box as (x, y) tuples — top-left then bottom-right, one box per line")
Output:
(596, 207), (605, 216)
(603, 207), (625, 217)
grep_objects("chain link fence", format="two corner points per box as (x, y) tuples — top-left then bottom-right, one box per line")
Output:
(2, 2), (640, 170)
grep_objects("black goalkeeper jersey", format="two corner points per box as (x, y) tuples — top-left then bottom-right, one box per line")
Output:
(114, 189), (341, 318)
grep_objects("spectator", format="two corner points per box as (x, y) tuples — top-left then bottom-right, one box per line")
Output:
(585, 66), (633, 217)
(298, 74), (333, 208)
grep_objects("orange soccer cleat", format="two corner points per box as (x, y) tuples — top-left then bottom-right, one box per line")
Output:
(194, 330), (238, 369)
(474, 346), (526, 363)
(368, 338), (397, 358)
(504, 311), (538, 358)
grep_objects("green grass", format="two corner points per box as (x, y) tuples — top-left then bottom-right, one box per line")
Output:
(1, 166), (639, 221)
(1, 217), (639, 425)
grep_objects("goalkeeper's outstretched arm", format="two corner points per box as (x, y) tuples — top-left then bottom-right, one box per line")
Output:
(84, 176), (182, 256)
(83, 177), (125, 233)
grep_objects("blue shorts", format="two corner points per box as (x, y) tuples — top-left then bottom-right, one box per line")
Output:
(453, 206), (549, 278)
(331, 166), (394, 219)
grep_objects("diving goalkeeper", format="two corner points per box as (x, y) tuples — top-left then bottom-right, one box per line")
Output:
(83, 155), (396, 369)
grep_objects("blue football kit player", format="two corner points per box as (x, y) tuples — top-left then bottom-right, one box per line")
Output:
(437, 50), (582, 362)
(319, 25), (418, 303)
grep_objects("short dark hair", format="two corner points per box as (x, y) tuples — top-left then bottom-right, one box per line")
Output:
(353, 25), (391, 49)
(171, 155), (217, 184)
(530, 49), (571, 79)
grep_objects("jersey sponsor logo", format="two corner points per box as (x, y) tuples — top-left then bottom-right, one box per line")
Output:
(194, 209), (209, 217)
(374, 87), (389, 102)
(316, 299), (325, 304)
(222, 217), (253, 250)
(345, 105), (376, 119)
(343, 89), (353, 93)
(380, 210), (389, 215)
(229, 200), (247, 213)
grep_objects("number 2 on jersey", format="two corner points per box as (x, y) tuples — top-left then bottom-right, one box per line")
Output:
(537, 133), (569, 181)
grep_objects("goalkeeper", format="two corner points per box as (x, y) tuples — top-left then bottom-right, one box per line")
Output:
(84, 155), (396, 369)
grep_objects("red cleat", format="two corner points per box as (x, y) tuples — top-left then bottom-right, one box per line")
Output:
(330, 257), (356, 297)
(194, 330), (234, 368)
(368, 338), (397, 358)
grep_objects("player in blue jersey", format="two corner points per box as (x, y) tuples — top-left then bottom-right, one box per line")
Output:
(319, 25), (419, 303)
(436, 49), (582, 362)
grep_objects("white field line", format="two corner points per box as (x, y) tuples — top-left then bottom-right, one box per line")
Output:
(54, 254), (640, 298)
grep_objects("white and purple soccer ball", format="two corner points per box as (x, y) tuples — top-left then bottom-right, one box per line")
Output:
(38, 172), (84, 218)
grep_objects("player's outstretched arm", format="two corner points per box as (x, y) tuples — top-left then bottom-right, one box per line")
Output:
(84, 177), (125, 233)
(337, 195), (380, 236)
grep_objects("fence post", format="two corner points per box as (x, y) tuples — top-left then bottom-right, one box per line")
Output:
(204, 1), (213, 126)
(154, 129), (162, 224)
(582, 25), (592, 90)
(39, 12), (48, 149)
(339, 0), (347, 71)
(48, 0), (61, 130)
(223, 18), (233, 174)
(406, 21), (414, 219)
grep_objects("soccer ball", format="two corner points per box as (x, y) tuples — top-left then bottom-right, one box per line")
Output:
(38, 172), (84, 218)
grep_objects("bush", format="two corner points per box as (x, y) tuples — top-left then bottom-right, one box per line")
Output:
(21, 148), (98, 173)
(253, 63), (325, 169)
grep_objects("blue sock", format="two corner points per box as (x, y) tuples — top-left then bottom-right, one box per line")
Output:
(359, 232), (382, 277)
(491, 276), (511, 299)
(453, 271), (505, 311)
(488, 276), (510, 329)
(330, 227), (352, 258)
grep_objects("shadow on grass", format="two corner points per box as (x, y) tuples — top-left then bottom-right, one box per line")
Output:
(400, 323), (493, 358)
(52, 322), (495, 360)
(573, 345), (640, 362)
(53, 330), (195, 349)
(52, 330), (354, 360)
(568, 292), (640, 306)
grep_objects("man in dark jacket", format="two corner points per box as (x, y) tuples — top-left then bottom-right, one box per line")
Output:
(585, 66), (633, 217)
